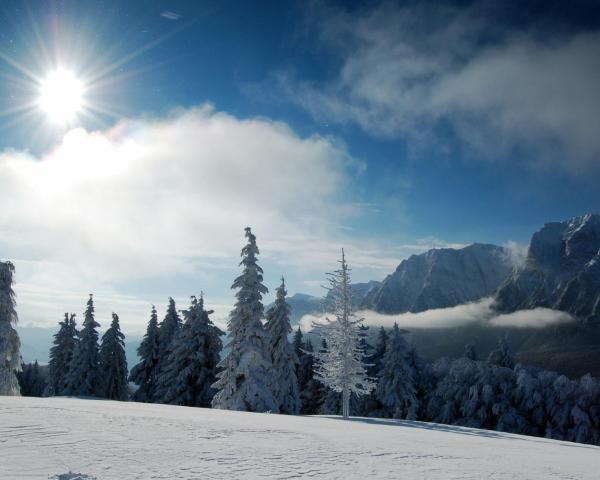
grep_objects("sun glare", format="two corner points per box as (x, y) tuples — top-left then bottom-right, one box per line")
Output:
(38, 69), (85, 124)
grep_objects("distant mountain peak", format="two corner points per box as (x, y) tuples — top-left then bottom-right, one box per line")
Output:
(362, 243), (512, 314)
(494, 213), (600, 321)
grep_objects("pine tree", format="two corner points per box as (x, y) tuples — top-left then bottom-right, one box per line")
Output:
(299, 340), (326, 414)
(211, 227), (278, 413)
(0, 261), (21, 396)
(99, 313), (129, 401)
(369, 326), (388, 377)
(155, 295), (223, 407)
(312, 250), (375, 419)
(65, 294), (101, 396)
(45, 313), (78, 396)
(292, 327), (304, 368)
(376, 323), (418, 419)
(153, 298), (182, 398)
(265, 278), (300, 414)
(129, 306), (161, 402)
(488, 333), (514, 368)
(158, 298), (182, 353)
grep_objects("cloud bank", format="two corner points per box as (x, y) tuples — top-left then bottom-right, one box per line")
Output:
(299, 297), (574, 332)
(286, 2), (600, 171)
(0, 104), (353, 279)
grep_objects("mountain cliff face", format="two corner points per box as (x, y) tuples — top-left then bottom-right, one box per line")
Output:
(362, 243), (513, 314)
(494, 214), (600, 321)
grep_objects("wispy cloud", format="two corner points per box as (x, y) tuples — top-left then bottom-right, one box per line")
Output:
(501, 240), (528, 268)
(161, 11), (182, 21)
(299, 297), (574, 332)
(489, 308), (573, 329)
(283, 2), (600, 172)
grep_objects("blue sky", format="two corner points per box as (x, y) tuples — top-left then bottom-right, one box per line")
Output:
(1, 0), (599, 333)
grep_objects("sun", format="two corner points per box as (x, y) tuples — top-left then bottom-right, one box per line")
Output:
(38, 69), (85, 124)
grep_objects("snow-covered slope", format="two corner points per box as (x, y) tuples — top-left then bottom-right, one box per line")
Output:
(1, 397), (598, 480)
(362, 243), (512, 314)
(494, 213), (600, 320)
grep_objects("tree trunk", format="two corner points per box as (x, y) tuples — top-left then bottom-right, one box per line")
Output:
(342, 386), (350, 419)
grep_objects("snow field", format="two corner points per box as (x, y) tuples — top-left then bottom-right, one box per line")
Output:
(1, 396), (599, 479)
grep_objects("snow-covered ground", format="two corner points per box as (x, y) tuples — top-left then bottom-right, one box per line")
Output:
(1, 397), (598, 479)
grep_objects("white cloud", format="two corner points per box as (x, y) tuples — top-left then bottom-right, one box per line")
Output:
(286, 2), (600, 171)
(0, 105), (349, 275)
(501, 240), (528, 268)
(489, 308), (574, 329)
(0, 104), (404, 332)
(299, 297), (574, 331)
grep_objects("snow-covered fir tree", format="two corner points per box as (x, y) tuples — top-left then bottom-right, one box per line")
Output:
(312, 250), (375, 419)
(153, 297), (182, 398)
(487, 333), (514, 368)
(155, 295), (223, 407)
(211, 227), (278, 413)
(99, 313), (129, 401)
(158, 298), (182, 351)
(45, 313), (78, 396)
(375, 323), (418, 419)
(65, 294), (101, 396)
(265, 278), (300, 414)
(0, 261), (21, 396)
(129, 306), (161, 402)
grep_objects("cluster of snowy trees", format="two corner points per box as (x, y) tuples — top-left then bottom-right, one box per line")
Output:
(132, 228), (372, 416)
(301, 326), (600, 446)
(421, 342), (600, 445)
(45, 295), (129, 400)
(130, 295), (223, 407)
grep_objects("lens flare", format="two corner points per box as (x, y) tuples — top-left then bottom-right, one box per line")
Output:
(38, 69), (85, 124)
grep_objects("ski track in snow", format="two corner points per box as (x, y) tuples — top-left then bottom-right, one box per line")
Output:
(1, 397), (599, 479)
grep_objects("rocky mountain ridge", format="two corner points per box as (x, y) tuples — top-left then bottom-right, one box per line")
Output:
(494, 213), (600, 322)
(361, 243), (513, 314)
